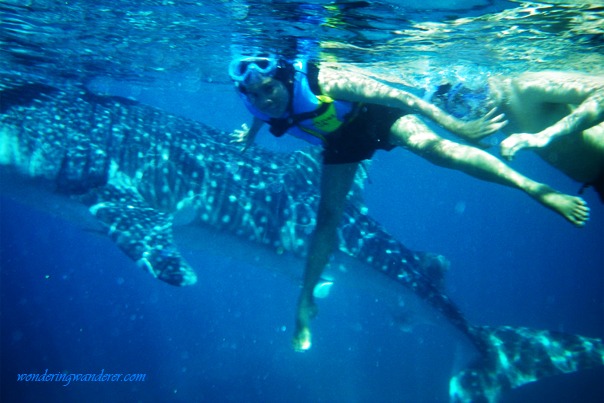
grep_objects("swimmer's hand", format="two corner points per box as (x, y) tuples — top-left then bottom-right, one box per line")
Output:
(229, 123), (254, 152)
(454, 108), (508, 145)
(293, 295), (318, 352)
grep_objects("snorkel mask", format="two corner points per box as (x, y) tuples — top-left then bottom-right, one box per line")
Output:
(228, 55), (296, 122)
(228, 56), (280, 92)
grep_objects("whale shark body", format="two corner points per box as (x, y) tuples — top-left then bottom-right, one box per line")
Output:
(1, 77), (602, 402)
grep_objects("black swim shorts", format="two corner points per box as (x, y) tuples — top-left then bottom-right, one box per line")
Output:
(581, 171), (604, 203)
(322, 104), (403, 165)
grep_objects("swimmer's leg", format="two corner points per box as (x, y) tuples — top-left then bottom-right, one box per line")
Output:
(389, 115), (590, 227)
(293, 162), (359, 351)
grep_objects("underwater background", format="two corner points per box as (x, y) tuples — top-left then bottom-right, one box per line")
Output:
(1, 1), (603, 402)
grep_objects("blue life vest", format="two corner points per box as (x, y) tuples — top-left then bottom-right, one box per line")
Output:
(240, 59), (356, 146)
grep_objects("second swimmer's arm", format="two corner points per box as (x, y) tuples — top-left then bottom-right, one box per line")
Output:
(532, 91), (604, 146)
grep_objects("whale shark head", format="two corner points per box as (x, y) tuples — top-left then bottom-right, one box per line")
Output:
(0, 77), (376, 286)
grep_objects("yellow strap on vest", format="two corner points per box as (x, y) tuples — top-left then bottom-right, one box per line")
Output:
(308, 95), (345, 133)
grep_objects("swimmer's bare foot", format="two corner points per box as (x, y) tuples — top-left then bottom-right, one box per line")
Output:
(536, 190), (590, 227)
(293, 296), (318, 352)
(501, 132), (547, 160)
(293, 326), (312, 352)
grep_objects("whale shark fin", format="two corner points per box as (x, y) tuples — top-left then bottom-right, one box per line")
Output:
(86, 182), (197, 286)
(450, 325), (604, 402)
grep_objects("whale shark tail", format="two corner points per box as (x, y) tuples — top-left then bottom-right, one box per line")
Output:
(450, 325), (604, 402)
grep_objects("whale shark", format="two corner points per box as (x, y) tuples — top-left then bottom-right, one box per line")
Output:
(1, 76), (602, 402)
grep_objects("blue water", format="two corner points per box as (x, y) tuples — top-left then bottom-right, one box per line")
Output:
(2, 79), (603, 402)
(2, 1), (604, 402)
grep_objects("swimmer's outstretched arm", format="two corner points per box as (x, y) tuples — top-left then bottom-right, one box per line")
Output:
(317, 67), (507, 138)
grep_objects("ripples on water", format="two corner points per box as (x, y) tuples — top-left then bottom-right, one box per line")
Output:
(1, 0), (603, 92)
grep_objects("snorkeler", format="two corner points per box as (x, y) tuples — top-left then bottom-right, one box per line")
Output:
(227, 55), (590, 351)
(436, 71), (604, 202)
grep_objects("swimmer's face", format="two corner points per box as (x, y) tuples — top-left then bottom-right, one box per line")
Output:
(242, 77), (289, 118)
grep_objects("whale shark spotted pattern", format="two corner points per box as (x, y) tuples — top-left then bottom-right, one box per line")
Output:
(1, 77), (602, 402)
